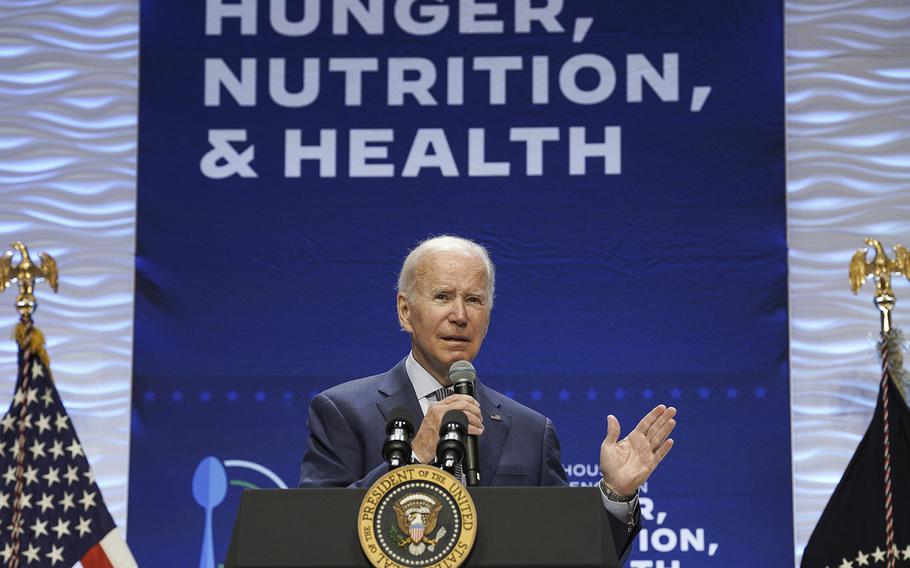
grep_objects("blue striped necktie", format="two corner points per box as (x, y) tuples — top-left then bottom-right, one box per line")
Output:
(432, 386), (454, 401)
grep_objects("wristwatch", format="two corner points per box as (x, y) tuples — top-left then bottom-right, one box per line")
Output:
(600, 478), (637, 503)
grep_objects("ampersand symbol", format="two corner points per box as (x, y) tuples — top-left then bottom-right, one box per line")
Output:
(200, 129), (258, 179)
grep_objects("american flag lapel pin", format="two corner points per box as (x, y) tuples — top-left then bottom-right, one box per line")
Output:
(490, 413), (502, 421)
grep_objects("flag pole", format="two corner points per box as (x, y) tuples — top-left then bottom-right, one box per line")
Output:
(0, 242), (58, 568)
(849, 237), (910, 568)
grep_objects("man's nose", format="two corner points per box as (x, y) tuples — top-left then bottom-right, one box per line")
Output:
(449, 298), (468, 325)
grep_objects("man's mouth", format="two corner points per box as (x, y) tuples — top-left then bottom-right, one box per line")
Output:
(441, 336), (470, 342)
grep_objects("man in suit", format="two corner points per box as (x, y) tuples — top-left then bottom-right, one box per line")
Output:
(299, 235), (677, 563)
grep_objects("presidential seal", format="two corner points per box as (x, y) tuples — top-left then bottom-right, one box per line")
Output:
(358, 465), (477, 568)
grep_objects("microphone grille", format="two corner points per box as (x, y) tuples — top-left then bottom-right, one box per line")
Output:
(448, 360), (476, 384)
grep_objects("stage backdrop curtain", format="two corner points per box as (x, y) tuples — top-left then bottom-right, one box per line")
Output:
(129, 1), (789, 566)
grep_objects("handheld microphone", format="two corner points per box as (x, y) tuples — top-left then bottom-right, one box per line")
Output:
(382, 407), (415, 469)
(436, 410), (468, 472)
(449, 360), (481, 486)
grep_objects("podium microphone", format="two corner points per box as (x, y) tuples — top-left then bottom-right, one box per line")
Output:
(436, 410), (468, 473)
(449, 361), (481, 486)
(382, 407), (415, 469)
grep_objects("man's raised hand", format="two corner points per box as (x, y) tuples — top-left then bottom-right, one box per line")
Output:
(599, 405), (677, 496)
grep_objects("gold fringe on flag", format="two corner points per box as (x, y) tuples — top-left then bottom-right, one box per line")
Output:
(880, 329), (909, 405)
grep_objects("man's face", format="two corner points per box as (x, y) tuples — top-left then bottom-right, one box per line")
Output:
(397, 249), (491, 385)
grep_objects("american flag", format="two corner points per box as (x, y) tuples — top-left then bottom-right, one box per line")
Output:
(0, 324), (136, 567)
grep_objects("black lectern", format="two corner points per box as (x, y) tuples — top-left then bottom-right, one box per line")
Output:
(226, 487), (618, 568)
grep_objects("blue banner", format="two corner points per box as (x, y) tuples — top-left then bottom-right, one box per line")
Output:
(131, 1), (789, 565)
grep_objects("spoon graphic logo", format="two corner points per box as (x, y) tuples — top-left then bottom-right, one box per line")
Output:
(192, 456), (288, 568)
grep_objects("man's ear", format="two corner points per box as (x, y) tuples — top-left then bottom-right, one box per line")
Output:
(397, 292), (413, 332)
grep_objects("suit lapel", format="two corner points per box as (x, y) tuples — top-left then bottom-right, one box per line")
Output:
(474, 383), (510, 486)
(376, 359), (423, 426)
(376, 360), (512, 487)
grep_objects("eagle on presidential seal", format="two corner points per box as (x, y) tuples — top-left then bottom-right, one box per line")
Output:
(392, 493), (448, 556)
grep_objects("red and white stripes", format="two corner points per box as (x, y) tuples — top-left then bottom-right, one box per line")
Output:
(82, 528), (138, 568)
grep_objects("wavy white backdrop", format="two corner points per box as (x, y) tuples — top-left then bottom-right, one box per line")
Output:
(1, 0), (908, 564)
(0, 0), (137, 532)
(787, 0), (910, 562)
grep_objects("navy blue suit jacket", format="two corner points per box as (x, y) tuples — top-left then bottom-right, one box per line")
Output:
(299, 359), (638, 563)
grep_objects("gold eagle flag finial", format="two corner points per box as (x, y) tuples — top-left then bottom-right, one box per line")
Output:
(849, 238), (910, 333)
(0, 241), (59, 321)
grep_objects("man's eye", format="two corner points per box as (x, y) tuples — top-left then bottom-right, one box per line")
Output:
(467, 296), (481, 304)
(434, 293), (448, 300)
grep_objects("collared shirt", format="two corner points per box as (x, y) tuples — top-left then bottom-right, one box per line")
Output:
(405, 353), (447, 415)
(403, 352), (637, 525)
